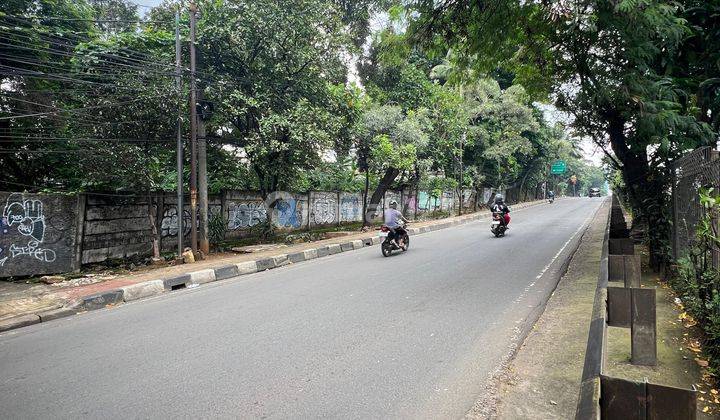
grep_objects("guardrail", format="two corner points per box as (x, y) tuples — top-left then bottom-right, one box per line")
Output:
(575, 196), (697, 419)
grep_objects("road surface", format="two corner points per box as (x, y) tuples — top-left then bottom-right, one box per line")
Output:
(0, 198), (604, 419)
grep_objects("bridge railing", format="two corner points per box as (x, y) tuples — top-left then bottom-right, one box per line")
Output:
(575, 196), (697, 419)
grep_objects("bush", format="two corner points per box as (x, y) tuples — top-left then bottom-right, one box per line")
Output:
(669, 188), (720, 373)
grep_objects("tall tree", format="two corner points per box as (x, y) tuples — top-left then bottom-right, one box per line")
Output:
(409, 0), (715, 263)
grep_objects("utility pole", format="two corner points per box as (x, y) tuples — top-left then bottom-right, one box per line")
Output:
(458, 132), (465, 216)
(174, 10), (184, 257)
(188, 3), (198, 254)
(198, 90), (209, 255)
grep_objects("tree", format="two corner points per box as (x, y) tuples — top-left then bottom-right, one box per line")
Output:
(184, 0), (351, 197)
(355, 105), (430, 223)
(409, 0), (716, 264)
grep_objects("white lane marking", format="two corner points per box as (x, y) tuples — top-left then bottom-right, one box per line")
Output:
(533, 210), (595, 281)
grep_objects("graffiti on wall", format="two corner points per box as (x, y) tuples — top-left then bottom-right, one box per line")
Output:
(275, 199), (303, 228)
(160, 207), (191, 237)
(160, 205), (223, 236)
(340, 196), (360, 222)
(417, 191), (440, 211)
(312, 194), (337, 225)
(403, 194), (416, 213)
(482, 188), (493, 205)
(442, 191), (454, 211)
(2, 196), (56, 263)
(227, 202), (267, 230)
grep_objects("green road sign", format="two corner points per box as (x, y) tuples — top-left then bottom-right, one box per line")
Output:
(551, 160), (566, 174)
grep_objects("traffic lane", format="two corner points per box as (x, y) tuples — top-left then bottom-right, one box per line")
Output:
(0, 198), (603, 419)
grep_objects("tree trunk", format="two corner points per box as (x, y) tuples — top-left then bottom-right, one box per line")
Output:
(147, 194), (161, 259)
(362, 169), (369, 225)
(364, 167), (400, 226)
(607, 114), (668, 268)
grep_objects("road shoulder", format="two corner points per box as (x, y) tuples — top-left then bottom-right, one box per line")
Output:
(485, 200), (608, 419)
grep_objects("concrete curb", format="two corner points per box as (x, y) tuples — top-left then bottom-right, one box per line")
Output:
(0, 199), (550, 334)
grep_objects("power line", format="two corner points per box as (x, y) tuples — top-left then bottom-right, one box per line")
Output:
(0, 135), (179, 143)
(0, 93), (176, 120)
(0, 179), (158, 197)
(0, 18), (176, 69)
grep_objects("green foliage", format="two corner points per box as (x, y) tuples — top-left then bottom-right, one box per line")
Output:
(671, 189), (720, 372)
(208, 212), (227, 245)
(408, 0), (719, 263)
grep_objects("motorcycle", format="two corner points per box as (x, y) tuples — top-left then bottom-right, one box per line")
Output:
(379, 222), (410, 257)
(491, 212), (507, 237)
(548, 196), (555, 203)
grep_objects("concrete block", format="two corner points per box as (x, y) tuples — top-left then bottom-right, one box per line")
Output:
(163, 274), (191, 290)
(316, 247), (330, 257)
(256, 258), (276, 271)
(38, 307), (77, 322)
(609, 238), (634, 255)
(631, 288), (657, 366)
(607, 287), (631, 328)
(121, 280), (164, 302)
(0, 314), (41, 332)
(327, 244), (342, 255)
(272, 254), (289, 267)
(422, 227), (430, 233)
(189, 269), (216, 285)
(214, 265), (240, 281)
(625, 255), (641, 288)
(408, 228), (420, 235)
(340, 242), (354, 252)
(351, 240), (364, 250)
(371, 236), (381, 245)
(235, 261), (258, 275)
(77, 290), (124, 310)
(288, 252), (306, 263)
(647, 382), (697, 419)
(303, 249), (318, 260)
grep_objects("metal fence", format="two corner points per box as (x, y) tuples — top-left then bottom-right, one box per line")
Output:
(671, 147), (720, 265)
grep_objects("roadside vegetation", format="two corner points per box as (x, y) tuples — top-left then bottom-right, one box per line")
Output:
(1, 0), (601, 209)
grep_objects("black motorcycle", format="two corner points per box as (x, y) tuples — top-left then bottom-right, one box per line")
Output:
(491, 212), (507, 237)
(380, 222), (410, 257)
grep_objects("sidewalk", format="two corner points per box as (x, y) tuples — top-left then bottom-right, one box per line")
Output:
(0, 200), (546, 332)
(488, 202), (716, 418)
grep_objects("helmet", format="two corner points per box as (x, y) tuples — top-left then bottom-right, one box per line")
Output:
(494, 194), (504, 204)
(389, 200), (398, 209)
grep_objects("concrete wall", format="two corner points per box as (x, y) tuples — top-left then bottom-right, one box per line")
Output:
(309, 191), (339, 227)
(339, 193), (363, 223)
(82, 195), (154, 264)
(224, 191), (266, 238)
(0, 187), (487, 277)
(0, 192), (79, 277)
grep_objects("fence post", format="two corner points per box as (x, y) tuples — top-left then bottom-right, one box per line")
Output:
(631, 288), (657, 366)
(72, 193), (87, 272)
(155, 192), (164, 253)
(336, 191), (341, 227)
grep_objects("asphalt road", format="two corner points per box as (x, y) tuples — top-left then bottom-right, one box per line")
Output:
(0, 197), (604, 419)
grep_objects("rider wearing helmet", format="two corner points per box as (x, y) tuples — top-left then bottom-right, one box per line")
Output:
(491, 194), (511, 227)
(384, 200), (409, 247)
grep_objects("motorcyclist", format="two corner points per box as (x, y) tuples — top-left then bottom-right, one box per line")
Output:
(548, 190), (555, 201)
(384, 200), (409, 248)
(491, 195), (511, 228)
